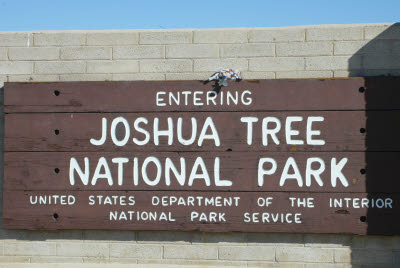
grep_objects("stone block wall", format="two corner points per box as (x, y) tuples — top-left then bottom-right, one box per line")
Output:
(0, 23), (399, 267)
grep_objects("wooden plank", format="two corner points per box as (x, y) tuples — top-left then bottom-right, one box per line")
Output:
(4, 152), (399, 193)
(5, 78), (394, 113)
(5, 78), (400, 113)
(4, 78), (400, 234)
(6, 111), (398, 152)
(3, 191), (399, 235)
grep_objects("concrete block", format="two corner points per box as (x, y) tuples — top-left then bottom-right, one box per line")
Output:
(249, 28), (305, 42)
(140, 59), (192, 72)
(193, 58), (248, 72)
(109, 258), (138, 264)
(60, 47), (111, 60)
(56, 242), (109, 257)
(137, 230), (193, 244)
(0, 230), (83, 242)
(166, 44), (219, 58)
(307, 26), (363, 41)
(0, 48), (7, 60)
(243, 72), (275, 79)
(334, 69), (400, 77)
(333, 70), (355, 77)
(0, 74), (6, 87)
(0, 32), (29, 46)
(246, 233), (304, 247)
(360, 264), (394, 268)
(350, 249), (393, 264)
(87, 32), (138, 45)
(304, 234), (352, 247)
(221, 43), (275, 57)
(31, 256), (83, 263)
(277, 42), (333, 56)
(365, 236), (398, 249)
(139, 259), (245, 266)
(219, 246), (275, 261)
(248, 262), (304, 268)
(0, 61), (33, 74)
(191, 232), (248, 245)
(34, 33), (86, 46)
(362, 54), (400, 69)
(0, 265), (208, 268)
(0, 256), (30, 263)
(82, 257), (109, 263)
(306, 264), (346, 268)
(305, 56), (359, 70)
(276, 70), (332, 78)
(59, 74), (112, 81)
(249, 57), (304, 71)
(21, 230), (83, 242)
(4, 242), (56, 256)
(35, 61), (85, 74)
(393, 237), (400, 250)
(140, 31), (192, 44)
(112, 73), (164, 81)
(350, 235), (366, 249)
(334, 41), (368, 55)
(194, 30), (248, 44)
(365, 24), (400, 40)
(86, 60), (139, 73)
(113, 45), (164, 59)
(334, 40), (400, 55)
(334, 248), (351, 263)
(8, 47), (59, 60)
(276, 247), (333, 263)
(394, 250), (400, 264)
(8, 74), (59, 82)
(83, 230), (135, 242)
(165, 72), (210, 80)
(164, 245), (218, 260)
(109, 244), (162, 259)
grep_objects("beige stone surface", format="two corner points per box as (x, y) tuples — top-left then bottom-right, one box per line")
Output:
(33, 32), (86, 46)
(86, 60), (139, 73)
(249, 57), (304, 71)
(166, 44), (219, 58)
(221, 43), (275, 58)
(34, 61), (85, 74)
(276, 42), (333, 56)
(218, 246), (275, 261)
(8, 47), (59, 60)
(60, 47), (111, 60)
(0, 48), (8, 60)
(0, 32), (30, 46)
(87, 32), (139, 45)
(164, 245), (218, 260)
(306, 26), (364, 41)
(194, 58), (248, 72)
(249, 28), (305, 42)
(109, 244), (162, 259)
(140, 59), (192, 72)
(194, 30), (248, 44)
(140, 31), (192, 44)
(113, 45), (164, 59)
(0, 61), (33, 74)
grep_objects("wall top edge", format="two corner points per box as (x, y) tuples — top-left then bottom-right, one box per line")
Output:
(0, 22), (397, 34)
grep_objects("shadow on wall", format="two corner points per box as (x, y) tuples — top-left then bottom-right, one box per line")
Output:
(348, 23), (400, 266)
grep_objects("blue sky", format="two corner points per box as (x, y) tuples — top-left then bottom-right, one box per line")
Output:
(0, 0), (399, 31)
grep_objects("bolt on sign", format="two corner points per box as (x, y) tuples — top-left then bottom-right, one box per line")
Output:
(3, 78), (400, 234)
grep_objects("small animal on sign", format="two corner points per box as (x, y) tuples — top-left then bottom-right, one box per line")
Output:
(207, 69), (242, 86)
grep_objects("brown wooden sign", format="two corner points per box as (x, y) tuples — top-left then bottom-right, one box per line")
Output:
(3, 78), (400, 235)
